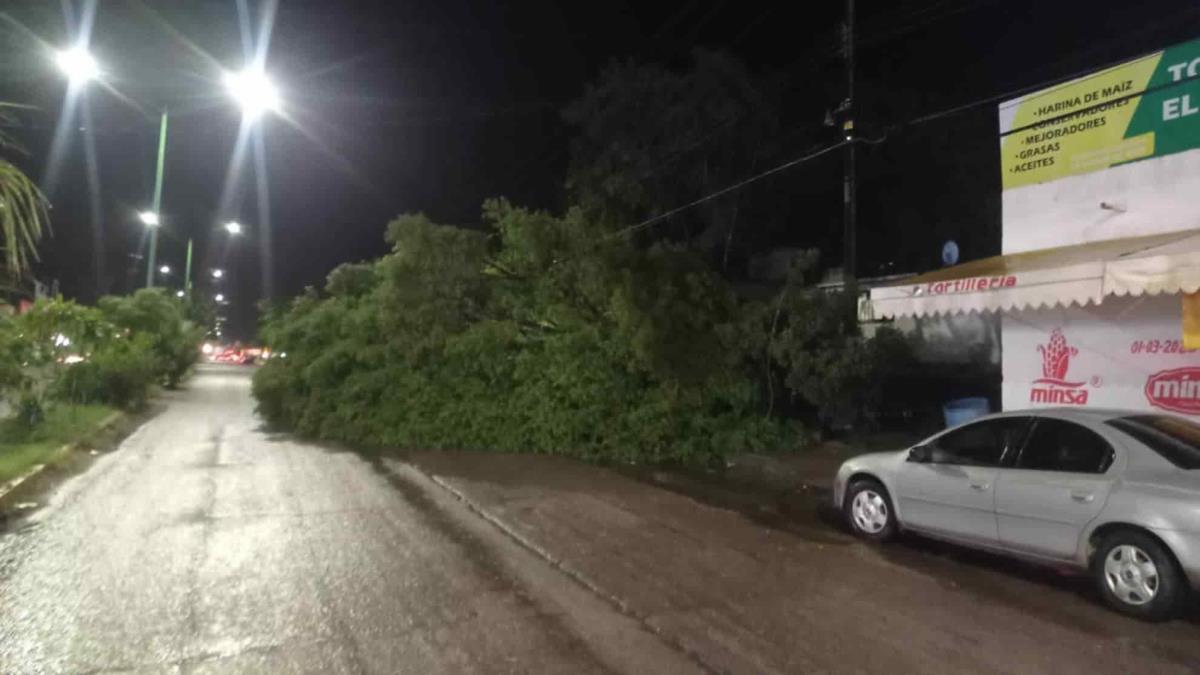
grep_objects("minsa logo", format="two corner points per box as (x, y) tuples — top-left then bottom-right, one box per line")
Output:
(1030, 328), (1088, 405)
(1145, 368), (1200, 415)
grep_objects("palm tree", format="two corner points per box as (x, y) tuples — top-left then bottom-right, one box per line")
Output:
(0, 105), (47, 287)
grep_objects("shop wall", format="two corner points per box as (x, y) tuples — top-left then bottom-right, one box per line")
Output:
(1002, 293), (1200, 416)
(1002, 148), (1200, 255)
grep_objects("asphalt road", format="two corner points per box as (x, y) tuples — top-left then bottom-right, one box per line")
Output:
(5, 365), (1199, 674)
(0, 365), (697, 674)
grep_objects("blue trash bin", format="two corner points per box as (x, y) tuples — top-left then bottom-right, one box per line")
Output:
(943, 397), (990, 428)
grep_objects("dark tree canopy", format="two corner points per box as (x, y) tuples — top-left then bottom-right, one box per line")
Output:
(564, 51), (781, 257)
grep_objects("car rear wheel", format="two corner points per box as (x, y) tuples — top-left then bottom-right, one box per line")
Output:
(844, 479), (898, 542)
(1094, 530), (1185, 621)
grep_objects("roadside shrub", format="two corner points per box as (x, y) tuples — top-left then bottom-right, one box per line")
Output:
(0, 321), (26, 393)
(14, 390), (46, 427)
(762, 258), (919, 430)
(98, 289), (202, 389)
(162, 333), (200, 388)
(54, 337), (157, 410)
(250, 358), (294, 427)
(0, 293), (201, 419)
(1, 298), (111, 420)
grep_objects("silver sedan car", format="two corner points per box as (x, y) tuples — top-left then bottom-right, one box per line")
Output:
(833, 408), (1200, 620)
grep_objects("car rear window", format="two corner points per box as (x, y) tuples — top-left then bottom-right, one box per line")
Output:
(1106, 415), (1200, 470)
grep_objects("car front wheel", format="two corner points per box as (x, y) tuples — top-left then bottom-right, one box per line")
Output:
(1094, 530), (1185, 621)
(844, 479), (898, 542)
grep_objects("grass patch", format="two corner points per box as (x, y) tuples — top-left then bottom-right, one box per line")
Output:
(0, 404), (117, 484)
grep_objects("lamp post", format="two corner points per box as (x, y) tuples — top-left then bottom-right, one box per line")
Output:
(144, 110), (168, 288)
(140, 65), (277, 293)
(184, 237), (193, 297)
(53, 49), (276, 300)
(145, 63), (274, 293)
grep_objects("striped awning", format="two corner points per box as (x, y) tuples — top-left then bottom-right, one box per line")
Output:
(869, 229), (1200, 318)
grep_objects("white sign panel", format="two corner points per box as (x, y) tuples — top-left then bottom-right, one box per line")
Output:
(1002, 150), (1200, 254)
(1003, 294), (1200, 416)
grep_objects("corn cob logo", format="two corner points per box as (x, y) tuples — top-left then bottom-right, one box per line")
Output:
(1032, 328), (1086, 390)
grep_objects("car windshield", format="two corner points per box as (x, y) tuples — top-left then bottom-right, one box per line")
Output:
(1107, 415), (1200, 470)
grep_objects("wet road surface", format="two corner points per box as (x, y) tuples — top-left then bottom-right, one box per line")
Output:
(0, 365), (696, 674)
(5, 364), (1200, 674)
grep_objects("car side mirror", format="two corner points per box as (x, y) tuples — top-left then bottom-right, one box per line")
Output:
(908, 444), (932, 463)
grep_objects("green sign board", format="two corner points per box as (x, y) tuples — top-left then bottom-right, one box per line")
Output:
(1000, 37), (1200, 190)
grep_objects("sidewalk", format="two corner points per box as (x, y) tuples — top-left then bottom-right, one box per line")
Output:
(405, 451), (1200, 675)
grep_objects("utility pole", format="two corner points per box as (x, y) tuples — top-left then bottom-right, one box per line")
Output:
(842, 0), (858, 306)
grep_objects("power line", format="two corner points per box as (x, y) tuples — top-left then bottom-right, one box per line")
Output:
(857, 0), (1001, 49)
(612, 140), (848, 239)
(1001, 71), (1200, 139)
(609, 50), (1198, 239)
(608, 1), (999, 243)
(892, 3), (1200, 132)
(898, 57), (1198, 136)
(552, 1), (1008, 220)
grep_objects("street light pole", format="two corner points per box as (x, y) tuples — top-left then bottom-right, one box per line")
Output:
(145, 109), (169, 288)
(184, 237), (194, 296)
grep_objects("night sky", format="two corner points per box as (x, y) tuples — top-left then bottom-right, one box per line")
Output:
(0, 0), (1197, 340)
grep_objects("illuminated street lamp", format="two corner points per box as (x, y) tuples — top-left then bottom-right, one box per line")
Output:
(224, 68), (280, 119)
(159, 265), (171, 275)
(215, 293), (225, 303)
(211, 269), (224, 279)
(176, 290), (185, 298)
(54, 45), (99, 84)
(139, 211), (160, 227)
(224, 221), (243, 236)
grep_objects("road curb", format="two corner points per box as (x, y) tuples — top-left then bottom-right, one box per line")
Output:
(400, 462), (721, 675)
(0, 409), (125, 503)
(424, 472), (637, 614)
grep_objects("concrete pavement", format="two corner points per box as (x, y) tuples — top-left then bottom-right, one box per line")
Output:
(410, 453), (1200, 675)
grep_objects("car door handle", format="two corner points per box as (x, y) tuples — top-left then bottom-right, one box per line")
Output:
(1070, 492), (1095, 503)
(969, 482), (990, 491)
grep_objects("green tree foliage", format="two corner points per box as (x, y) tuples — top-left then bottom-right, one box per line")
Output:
(760, 259), (919, 429)
(3, 299), (110, 423)
(255, 203), (801, 465)
(0, 322), (24, 395)
(53, 335), (157, 410)
(255, 47), (921, 455)
(98, 288), (203, 388)
(0, 107), (48, 285)
(0, 290), (203, 418)
(380, 214), (490, 357)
